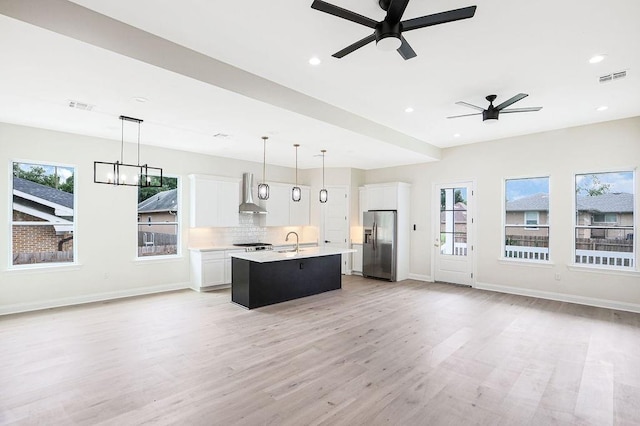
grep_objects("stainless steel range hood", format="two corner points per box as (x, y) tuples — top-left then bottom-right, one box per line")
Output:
(239, 173), (267, 214)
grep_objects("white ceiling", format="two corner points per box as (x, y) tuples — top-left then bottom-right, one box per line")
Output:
(1, 0), (639, 170)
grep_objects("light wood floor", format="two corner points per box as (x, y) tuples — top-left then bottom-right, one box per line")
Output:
(1, 276), (640, 425)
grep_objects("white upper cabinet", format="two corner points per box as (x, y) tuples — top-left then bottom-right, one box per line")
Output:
(261, 183), (290, 226)
(290, 187), (310, 226)
(260, 182), (310, 226)
(189, 174), (240, 227)
(366, 185), (398, 210)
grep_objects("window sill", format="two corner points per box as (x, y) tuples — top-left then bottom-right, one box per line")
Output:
(567, 264), (639, 277)
(498, 258), (554, 268)
(133, 255), (184, 264)
(5, 263), (82, 274)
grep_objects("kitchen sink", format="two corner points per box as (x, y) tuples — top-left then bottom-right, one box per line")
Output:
(276, 249), (305, 254)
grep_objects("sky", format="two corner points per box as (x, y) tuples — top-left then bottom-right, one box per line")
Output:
(507, 171), (634, 201)
(16, 162), (73, 180)
(506, 177), (549, 201)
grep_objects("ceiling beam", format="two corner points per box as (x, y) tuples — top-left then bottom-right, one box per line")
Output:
(0, 0), (441, 161)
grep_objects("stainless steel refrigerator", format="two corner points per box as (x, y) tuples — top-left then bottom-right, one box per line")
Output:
(363, 210), (397, 281)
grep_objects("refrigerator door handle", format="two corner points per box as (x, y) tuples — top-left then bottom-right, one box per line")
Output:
(373, 222), (377, 251)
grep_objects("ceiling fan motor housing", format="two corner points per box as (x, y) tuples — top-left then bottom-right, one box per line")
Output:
(483, 108), (499, 121)
(375, 21), (402, 50)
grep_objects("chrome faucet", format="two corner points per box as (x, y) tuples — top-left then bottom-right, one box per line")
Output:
(285, 231), (299, 253)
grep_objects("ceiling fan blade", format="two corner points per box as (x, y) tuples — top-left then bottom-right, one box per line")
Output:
(455, 101), (485, 111)
(447, 112), (482, 119)
(332, 34), (376, 58)
(402, 6), (477, 32)
(495, 93), (528, 110)
(386, 0), (410, 24)
(397, 36), (416, 60)
(500, 107), (543, 113)
(311, 0), (377, 28)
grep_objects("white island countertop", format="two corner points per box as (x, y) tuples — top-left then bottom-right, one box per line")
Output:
(229, 247), (355, 263)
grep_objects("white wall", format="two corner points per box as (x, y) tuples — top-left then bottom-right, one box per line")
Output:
(0, 122), (306, 314)
(365, 117), (640, 311)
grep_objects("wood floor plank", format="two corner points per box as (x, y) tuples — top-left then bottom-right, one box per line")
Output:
(1, 277), (640, 425)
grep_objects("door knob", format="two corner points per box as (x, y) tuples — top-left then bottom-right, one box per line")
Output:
(324, 240), (331, 243)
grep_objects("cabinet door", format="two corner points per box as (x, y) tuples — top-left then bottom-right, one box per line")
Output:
(290, 187), (310, 226)
(202, 258), (225, 286)
(352, 244), (363, 272)
(365, 185), (397, 210)
(217, 180), (240, 227)
(359, 187), (367, 225)
(263, 184), (290, 226)
(190, 177), (219, 227)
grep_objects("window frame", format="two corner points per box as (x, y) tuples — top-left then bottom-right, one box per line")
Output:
(503, 176), (551, 263)
(524, 211), (540, 230)
(573, 169), (636, 270)
(10, 159), (78, 269)
(135, 174), (181, 260)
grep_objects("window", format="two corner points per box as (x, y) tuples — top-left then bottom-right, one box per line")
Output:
(137, 176), (179, 258)
(504, 177), (550, 261)
(575, 171), (635, 268)
(11, 161), (76, 266)
(592, 213), (617, 224)
(524, 211), (539, 230)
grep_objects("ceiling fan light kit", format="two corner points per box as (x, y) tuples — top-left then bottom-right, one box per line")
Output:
(311, 0), (477, 60)
(448, 93), (543, 122)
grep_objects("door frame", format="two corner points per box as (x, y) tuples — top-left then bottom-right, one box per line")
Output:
(431, 180), (476, 286)
(320, 185), (350, 274)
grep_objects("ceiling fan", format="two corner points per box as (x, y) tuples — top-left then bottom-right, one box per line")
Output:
(310, 0), (477, 60)
(448, 94), (543, 122)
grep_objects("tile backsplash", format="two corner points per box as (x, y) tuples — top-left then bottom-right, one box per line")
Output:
(188, 214), (319, 248)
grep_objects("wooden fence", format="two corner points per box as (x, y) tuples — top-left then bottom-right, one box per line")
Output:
(13, 251), (73, 265)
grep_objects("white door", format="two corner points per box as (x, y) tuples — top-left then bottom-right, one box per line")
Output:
(433, 182), (474, 285)
(322, 185), (349, 274)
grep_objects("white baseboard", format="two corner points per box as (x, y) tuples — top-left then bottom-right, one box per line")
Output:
(408, 273), (433, 282)
(0, 282), (190, 316)
(474, 282), (640, 314)
(192, 283), (231, 292)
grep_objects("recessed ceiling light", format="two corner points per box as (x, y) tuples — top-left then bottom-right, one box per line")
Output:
(133, 97), (148, 103)
(308, 57), (321, 66)
(588, 54), (606, 64)
(453, 133), (461, 138)
(596, 105), (608, 112)
(404, 107), (414, 113)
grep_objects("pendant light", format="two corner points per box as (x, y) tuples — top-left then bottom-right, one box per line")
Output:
(93, 115), (163, 187)
(258, 136), (269, 200)
(292, 144), (301, 202)
(319, 149), (328, 203)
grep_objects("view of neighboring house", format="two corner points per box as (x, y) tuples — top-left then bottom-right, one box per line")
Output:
(12, 176), (74, 264)
(504, 192), (634, 263)
(137, 188), (178, 256)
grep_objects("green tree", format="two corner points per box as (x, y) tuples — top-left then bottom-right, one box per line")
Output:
(13, 163), (74, 193)
(138, 176), (177, 203)
(576, 175), (611, 196)
(441, 189), (465, 209)
(59, 174), (74, 193)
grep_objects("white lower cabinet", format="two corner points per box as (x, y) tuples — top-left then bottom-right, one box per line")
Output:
(191, 249), (245, 291)
(351, 243), (363, 274)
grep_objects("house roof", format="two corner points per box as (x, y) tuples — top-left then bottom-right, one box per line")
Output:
(506, 192), (633, 213)
(577, 192), (634, 213)
(137, 189), (177, 213)
(13, 177), (73, 209)
(440, 202), (467, 223)
(506, 193), (549, 212)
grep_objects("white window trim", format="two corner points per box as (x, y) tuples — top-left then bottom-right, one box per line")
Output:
(9, 160), (78, 270)
(524, 211), (540, 230)
(572, 169), (636, 271)
(135, 175), (181, 259)
(502, 176), (551, 263)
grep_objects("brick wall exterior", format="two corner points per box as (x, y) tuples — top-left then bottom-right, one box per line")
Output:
(12, 210), (74, 254)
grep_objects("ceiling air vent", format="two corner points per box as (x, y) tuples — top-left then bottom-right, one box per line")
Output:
(599, 70), (627, 83)
(68, 100), (94, 111)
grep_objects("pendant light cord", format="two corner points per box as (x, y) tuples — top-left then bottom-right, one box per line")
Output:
(262, 137), (267, 183)
(295, 145), (298, 185)
(322, 151), (325, 187)
(137, 120), (141, 166)
(120, 118), (124, 164)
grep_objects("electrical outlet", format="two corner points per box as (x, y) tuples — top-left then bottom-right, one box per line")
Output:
(104, 272), (109, 280)
(554, 273), (561, 281)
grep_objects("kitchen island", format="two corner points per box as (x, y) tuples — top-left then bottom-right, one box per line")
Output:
(230, 247), (355, 309)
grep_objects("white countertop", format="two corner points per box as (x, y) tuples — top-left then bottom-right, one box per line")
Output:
(229, 247), (355, 263)
(189, 242), (318, 252)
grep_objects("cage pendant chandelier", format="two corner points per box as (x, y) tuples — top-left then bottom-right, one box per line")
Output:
(93, 115), (163, 187)
(258, 136), (269, 200)
(292, 144), (301, 202)
(319, 149), (328, 203)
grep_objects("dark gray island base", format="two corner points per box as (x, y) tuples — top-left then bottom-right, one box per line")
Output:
(231, 254), (342, 309)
